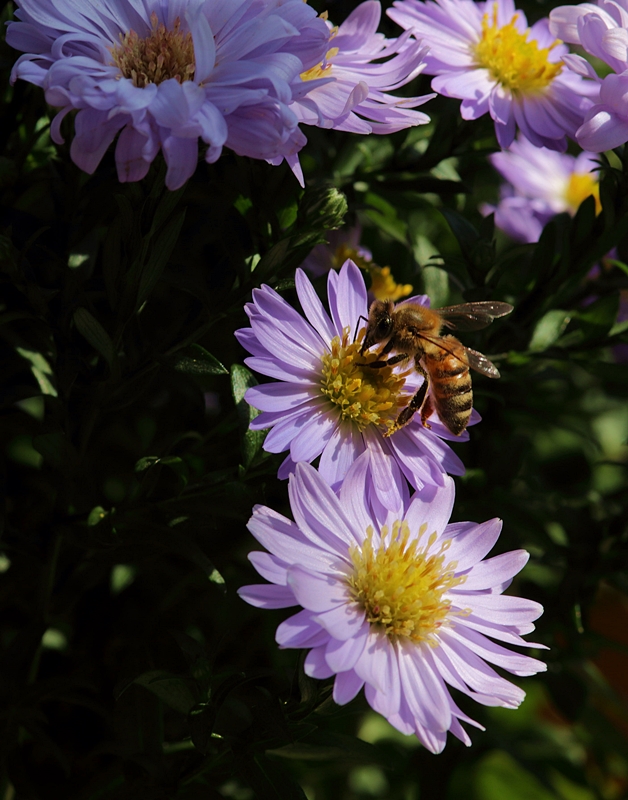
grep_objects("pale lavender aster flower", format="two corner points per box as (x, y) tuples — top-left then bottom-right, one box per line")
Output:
(291, 1), (434, 135)
(550, 0), (628, 151)
(238, 455), (547, 753)
(235, 259), (476, 511)
(7, 0), (330, 189)
(389, 0), (597, 150)
(481, 136), (601, 242)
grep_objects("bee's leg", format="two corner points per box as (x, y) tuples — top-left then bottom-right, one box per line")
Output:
(420, 395), (434, 429)
(384, 361), (429, 437)
(364, 352), (409, 369)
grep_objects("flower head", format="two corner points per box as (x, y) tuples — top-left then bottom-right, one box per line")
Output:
(293, 1), (434, 134)
(389, 0), (597, 150)
(236, 260), (474, 511)
(482, 136), (601, 242)
(301, 226), (413, 301)
(238, 456), (546, 753)
(550, 0), (628, 151)
(7, 0), (330, 189)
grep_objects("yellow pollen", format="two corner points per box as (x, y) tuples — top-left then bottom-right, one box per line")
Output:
(565, 171), (601, 215)
(320, 327), (410, 433)
(300, 46), (339, 82)
(111, 12), (195, 88)
(330, 244), (413, 302)
(473, 5), (562, 94)
(347, 522), (466, 643)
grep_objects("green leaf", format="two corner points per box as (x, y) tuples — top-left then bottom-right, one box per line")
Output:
(134, 456), (160, 472)
(133, 670), (196, 714)
(231, 364), (267, 469)
(32, 431), (80, 473)
(529, 310), (572, 352)
(16, 347), (57, 397)
(440, 207), (480, 261)
(171, 344), (228, 376)
(137, 207), (186, 306)
(73, 308), (118, 371)
(234, 753), (308, 800)
(87, 506), (107, 527)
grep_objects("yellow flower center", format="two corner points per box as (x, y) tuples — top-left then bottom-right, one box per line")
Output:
(473, 6), (562, 94)
(564, 172), (602, 215)
(320, 327), (410, 433)
(330, 244), (413, 302)
(347, 522), (465, 643)
(300, 46), (339, 82)
(111, 12), (195, 88)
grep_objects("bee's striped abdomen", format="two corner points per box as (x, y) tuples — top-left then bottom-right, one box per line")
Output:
(427, 338), (473, 436)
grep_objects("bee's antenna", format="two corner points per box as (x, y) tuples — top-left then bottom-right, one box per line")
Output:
(353, 315), (368, 344)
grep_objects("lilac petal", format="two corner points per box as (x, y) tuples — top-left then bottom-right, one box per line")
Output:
(430, 644), (505, 705)
(448, 626), (546, 676)
(353, 630), (392, 694)
(260, 404), (324, 453)
(460, 611), (546, 648)
(237, 583), (297, 609)
(456, 549), (529, 590)
(362, 645), (401, 718)
(243, 356), (314, 384)
(318, 421), (364, 489)
(333, 669), (365, 705)
(248, 551), (288, 584)
(404, 476), (455, 539)
(398, 641), (452, 732)
(338, 450), (376, 539)
(276, 609), (330, 648)
(289, 407), (338, 463)
(161, 134), (198, 190)
(325, 622), (370, 671)
(249, 315), (320, 371)
(328, 259), (368, 340)
(577, 107), (628, 151)
(488, 84), (512, 126)
(248, 505), (345, 571)
(115, 125), (155, 183)
(445, 518), (502, 571)
(289, 462), (361, 553)
(363, 428), (411, 513)
(70, 108), (126, 173)
(287, 565), (350, 613)
(314, 601), (366, 641)
(437, 633), (525, 707)
(295, 268), (336, 343)
(187, 4), (216, 84)
(463, 593), (544, 626)
(245, 382), (318, 413)
(250, 283), (328, 357)
(304, 645), (336, 679)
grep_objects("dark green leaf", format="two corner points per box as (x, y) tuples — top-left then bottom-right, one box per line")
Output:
(73, 307), (118, 371)
(235, 753), (307, 800)
(171, 344), (228, 376)
(133, 670), (196, 714)
(32, 431), (80, 473)
(137, 207), (186, 306)
(231, 364), (267, 469)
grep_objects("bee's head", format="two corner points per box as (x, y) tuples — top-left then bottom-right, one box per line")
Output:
(360, 300), (394, 354)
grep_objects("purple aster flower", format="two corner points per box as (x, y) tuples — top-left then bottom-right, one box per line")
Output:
(550, 1), (628, 151)
(291, 0), (434, 135)
(235, 259), (476, 511)
(7, 0), (330, 189)
(301, 225), (413, 301)
(238, 455), (547, 753)
(388, 0), (597, 150)
(481, 136), (601, 243)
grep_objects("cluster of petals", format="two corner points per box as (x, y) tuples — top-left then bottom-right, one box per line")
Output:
(235, 259), (473, 513)
(550, 0), (628, 151)
(389, 0), (597, 150)
(238, 455), (547, 753)
(292, 1), (434, 136)
(7, 0), (333, 189)
(482, 136), (601, 242)
(7, 0), (433, 189)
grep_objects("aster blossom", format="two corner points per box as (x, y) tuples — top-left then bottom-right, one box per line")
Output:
(7, 0), (330, 189)
(482, 136), (601, 243)
(550, 0), (628, 151)
(238, 456), (547, 753)
(293, 1), (434, 135)
(235, 259), (474, 512)
(388, 0), (596, 150)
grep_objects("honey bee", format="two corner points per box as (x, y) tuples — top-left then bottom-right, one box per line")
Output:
(359, 299), (513, 436)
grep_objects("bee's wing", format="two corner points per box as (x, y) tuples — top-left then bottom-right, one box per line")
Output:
(438, 301), (513, 331)
(414, 331), (502, 378)
(464, 347), (501, 378)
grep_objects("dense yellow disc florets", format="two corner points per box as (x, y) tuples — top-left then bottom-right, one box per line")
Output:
(111, 12), (195, 88)
(565, 172), (602, 215)
(320, 328), (410, 433)
(347, 522), (465, 643)
(473, 6), (562, 94)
